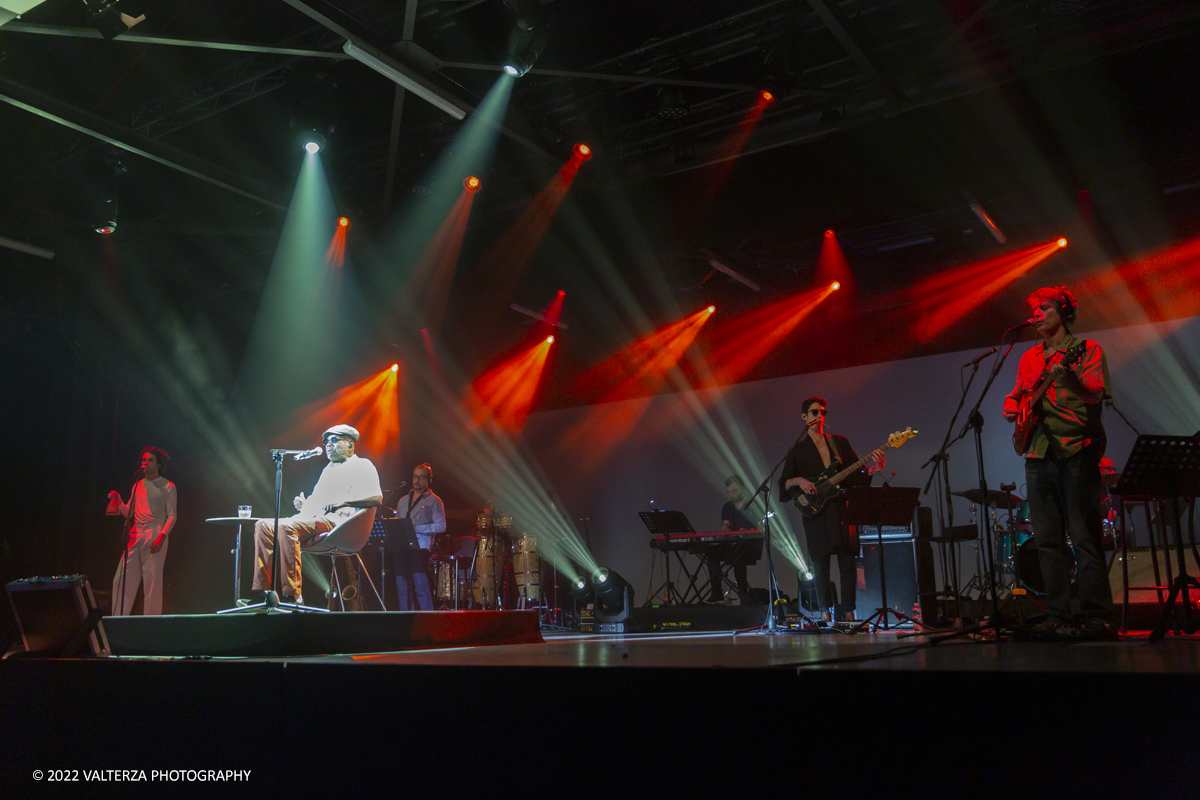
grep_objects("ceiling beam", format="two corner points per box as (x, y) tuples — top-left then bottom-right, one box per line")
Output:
(806, 0), (906, 104)
(0, 21), (352, 59)
(0, 77), (285, 211)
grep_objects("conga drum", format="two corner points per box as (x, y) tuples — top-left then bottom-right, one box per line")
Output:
(472, 535), (498, 608)
(512, 532), (540, 602)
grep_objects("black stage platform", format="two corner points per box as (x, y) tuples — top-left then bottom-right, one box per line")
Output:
(102, 609), (544, 657)
(3, 624), (1199, 798)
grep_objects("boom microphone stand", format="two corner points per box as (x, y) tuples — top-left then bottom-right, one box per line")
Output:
(930, 327), (1026, 643)
(736, 425), (814, 636)
(224, 449), (328, 614)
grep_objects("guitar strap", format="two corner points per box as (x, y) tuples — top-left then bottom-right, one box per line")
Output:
(826, 435), (843, 465)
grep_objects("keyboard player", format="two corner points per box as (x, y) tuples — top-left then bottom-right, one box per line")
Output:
(710, 475), (759, 602)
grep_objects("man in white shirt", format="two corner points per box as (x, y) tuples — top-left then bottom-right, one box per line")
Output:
(252, 424), (382, 604)
(106, 446), (177, 615)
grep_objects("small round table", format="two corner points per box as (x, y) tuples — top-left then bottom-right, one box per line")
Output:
(205, 516), (263, 610)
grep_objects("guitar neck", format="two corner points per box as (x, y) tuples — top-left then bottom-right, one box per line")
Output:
(828, 448), (883, 485)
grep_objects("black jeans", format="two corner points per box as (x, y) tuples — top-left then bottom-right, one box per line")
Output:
(1025, 447), (1114, 622)
(804, 505), (856, 617)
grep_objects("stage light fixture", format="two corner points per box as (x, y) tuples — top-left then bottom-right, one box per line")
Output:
(303, 137), (324, 154)
(591, 567), (634, 626)
(464, 176), (481, 192)
(758, 89), (776, 105)
(825, 229), (835, 239)
(574, 143), (592, 161)
(1057, 237), (1068, 248)
(545, 335), (555, 344)
(831, 281), (840, 290)
(343, 40), (467, 120)
(391, 364), (399, 373)
(338, 216), (350, 227)
(95, 224), (115, 235)
(706, 305), (716, 313)
(501, 4), (549, 79)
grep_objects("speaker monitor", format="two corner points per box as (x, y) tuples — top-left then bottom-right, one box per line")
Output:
(5, 575), (109, 657)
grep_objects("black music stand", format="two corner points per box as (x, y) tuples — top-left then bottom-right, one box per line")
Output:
(846, 486), (923, 632)
(640, 510), (696, 606)
(1112, 435), (1200, 641)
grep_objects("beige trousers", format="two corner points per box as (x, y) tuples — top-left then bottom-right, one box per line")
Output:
(252, 515), (335, 598)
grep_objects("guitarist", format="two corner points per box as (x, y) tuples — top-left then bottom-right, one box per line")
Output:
(779, 397), (885, 622)
(1001, 286), (1115, 640)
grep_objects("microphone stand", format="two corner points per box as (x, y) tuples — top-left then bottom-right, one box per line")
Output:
(736, 425), (813, 636)
(929, 328), (1024, 644)
(229, 449), (328, 614)
(920, 350), (988, 624)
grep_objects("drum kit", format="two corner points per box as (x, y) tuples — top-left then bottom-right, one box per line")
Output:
(429, 512), (545, 611)
(952, 487), (1072, 597)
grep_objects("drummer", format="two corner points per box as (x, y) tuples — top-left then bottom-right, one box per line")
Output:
(393, 463), (445, 611)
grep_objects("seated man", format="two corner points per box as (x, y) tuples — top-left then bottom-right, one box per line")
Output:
(252, 424), (382, 604)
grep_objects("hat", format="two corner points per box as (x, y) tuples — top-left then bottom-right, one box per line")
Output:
(322, 424), (360, 442)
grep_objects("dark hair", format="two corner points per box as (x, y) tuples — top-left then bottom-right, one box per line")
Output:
(801, 396), (827, 415)
(724, 474), (744, 489)
(1026, 286), (1078, 327)
(142, 446), (170, 475)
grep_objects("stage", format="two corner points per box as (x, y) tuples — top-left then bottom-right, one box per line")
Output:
(3, 610), (1198, 798)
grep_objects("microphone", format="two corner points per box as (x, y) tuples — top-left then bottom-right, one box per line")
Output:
(293, 446), (323, 461)
(806, 418), (821, 427)
(963, 346), (999, 368)
(1013, 317), (1038, 330)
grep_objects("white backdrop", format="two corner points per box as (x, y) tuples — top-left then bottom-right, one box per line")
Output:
(521, 316), (1200, 606)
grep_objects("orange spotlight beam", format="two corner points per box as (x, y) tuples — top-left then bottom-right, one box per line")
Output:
(906, 239), (1066, 342)
(466, 337), (554, 433)
(701, 284), (838, 386)
(560, 308), (715, 473)
(273, 365), (402, 463)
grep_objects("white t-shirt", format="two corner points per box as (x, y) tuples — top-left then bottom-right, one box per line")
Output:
(131, 476), (176, 539)
(300, 455), (382, 521)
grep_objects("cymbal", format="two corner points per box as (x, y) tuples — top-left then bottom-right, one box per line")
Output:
(952, 489), (1023, 507)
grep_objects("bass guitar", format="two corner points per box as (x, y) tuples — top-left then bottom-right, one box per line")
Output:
(1012, 341), (1086, 455)
(788, 428), (918, 516)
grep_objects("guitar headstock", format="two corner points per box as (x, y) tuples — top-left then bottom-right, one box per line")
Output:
(887, 427), (918, 449)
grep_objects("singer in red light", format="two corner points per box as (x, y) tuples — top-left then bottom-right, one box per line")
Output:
(251, 424), (382, 605)
(1002, 286), (1114, 641)
(106, 446), (176, 615)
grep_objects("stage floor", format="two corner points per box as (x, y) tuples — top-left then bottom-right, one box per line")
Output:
(4, 624), (1199, 797)
(342, 627), (1200, 672)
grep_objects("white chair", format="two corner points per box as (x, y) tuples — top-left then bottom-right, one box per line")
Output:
(301, 507), (383, 611)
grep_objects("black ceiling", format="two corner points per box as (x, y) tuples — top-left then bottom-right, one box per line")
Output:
(3, 0), (1200, 401)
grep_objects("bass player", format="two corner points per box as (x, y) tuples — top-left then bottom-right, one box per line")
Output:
(1002, 286), (1115, 640)
(779, 397), (885, 622)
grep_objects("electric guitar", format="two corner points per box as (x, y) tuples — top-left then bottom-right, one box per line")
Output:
(1012, 341), (1087, 455)
(787, 428), (918, 516)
